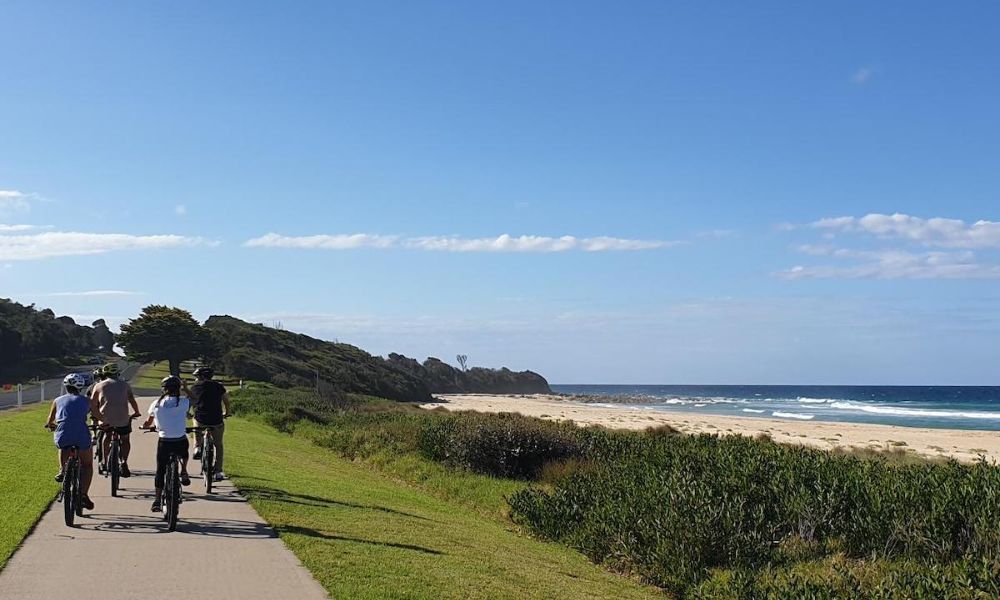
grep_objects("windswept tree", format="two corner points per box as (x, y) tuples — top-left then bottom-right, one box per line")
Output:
(117, 306), (206, 375)
(456, 354), (468, 372)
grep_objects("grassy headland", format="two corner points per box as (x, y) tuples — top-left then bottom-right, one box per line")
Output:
(0, 404), (58, 570)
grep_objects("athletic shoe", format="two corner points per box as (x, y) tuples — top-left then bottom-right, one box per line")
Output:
(181, 473), (191, 486)
(192, 447), (202, 460)
(215, 471), (225, 482)
(120, 463), (131, 478)
(54, 471), (64, 483)
(81, 496), (95, 510)
(151, 501), (161, 513)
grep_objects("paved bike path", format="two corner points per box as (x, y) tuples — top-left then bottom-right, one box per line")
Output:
(0, 397), (328, 599)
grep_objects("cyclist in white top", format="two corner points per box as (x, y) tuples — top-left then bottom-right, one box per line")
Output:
(139, 375), (192, 513)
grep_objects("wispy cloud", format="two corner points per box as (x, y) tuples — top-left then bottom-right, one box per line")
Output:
(0, 224), (41, 233)
(696, 229), (735, 239)
(779, 213), (1000, 279)
(0, 231), (218, 261)
(175, 204), (187, 216)
(44, 290), (146, 297)
(852, 67), (875, 85)
(245, 233), (678, 253)
(811, 213), (1000, 249)
(244, 233), (399, 250)
(780, 249), (1000, 280)
(0, 190), (40, 214)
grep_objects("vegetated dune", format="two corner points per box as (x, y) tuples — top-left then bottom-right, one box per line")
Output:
(203, 315), (550, 402)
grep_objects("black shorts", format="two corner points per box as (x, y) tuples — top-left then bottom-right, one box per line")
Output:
(155, 437), (190, 488)
(109, 423), (132, 435)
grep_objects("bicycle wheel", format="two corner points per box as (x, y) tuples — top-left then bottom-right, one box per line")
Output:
(63, 458), (76, 526)
(109, 438), (120, 497)
(166, 459), (179, 532)
(95, 432), (105, 475)
(74, 461), (84, 517)
(203, 441), (214, 493)
(162, 463), (173, 523)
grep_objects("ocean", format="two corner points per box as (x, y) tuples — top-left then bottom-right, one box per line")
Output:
(550, 385), (1000, 431)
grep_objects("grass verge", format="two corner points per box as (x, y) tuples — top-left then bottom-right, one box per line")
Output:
(131, 362), (242, 392)
(0, 404), (58, 571)
(225, 417), (661, 600)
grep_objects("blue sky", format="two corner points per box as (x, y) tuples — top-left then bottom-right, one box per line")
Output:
(1, 2), (998, 384)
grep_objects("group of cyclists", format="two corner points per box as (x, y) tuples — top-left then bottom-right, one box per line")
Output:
(45, 362), (231, 513)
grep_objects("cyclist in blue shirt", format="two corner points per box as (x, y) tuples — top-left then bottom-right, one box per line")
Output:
(45, 373), (105, 511)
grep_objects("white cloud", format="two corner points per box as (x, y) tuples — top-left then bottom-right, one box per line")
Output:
(44, 290), (146, 297)
(852, 67), (875, 85)
(0, 224), (40, 233)
(175, 204), (187, 216)
(696, 229), (736, 239)
(245, 233), (677, 253)
(780, 248), (1000, 280)
(244, 233), (399, 250)
(0, 231), (218, 261)
(0, 190), (38, 214)
(810, 213), (1000, 248)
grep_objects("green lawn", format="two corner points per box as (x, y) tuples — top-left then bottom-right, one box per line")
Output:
(0, 404), (58, 570)
(226, 418), (662, 600)
(131, 362), (242, 392)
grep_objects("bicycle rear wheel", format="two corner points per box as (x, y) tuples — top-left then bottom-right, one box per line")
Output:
(109, 439), (120, 497)
(95, 432), (105, 475)
(166, 459), (179, 532)
(73, 458), (84, 517)
(203, 441), (214, 494)
(63, 459), (76, 526)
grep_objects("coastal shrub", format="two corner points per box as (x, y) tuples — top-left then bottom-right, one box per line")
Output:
(232, 385), (1000, 597)
(509, 432), (1000, 595)
(689, 556), (1000, 599)
(418, 411), (584, 479)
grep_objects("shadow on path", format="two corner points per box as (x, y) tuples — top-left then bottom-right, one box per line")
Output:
(82, 513), (277, 538)
(276, 524), (444, 555)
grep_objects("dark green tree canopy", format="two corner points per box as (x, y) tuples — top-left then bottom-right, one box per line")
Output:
(117, 305), (206, 376)
(0, 298), (105, 380)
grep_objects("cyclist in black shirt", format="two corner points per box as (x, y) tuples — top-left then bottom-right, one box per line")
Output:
(187, 366), (231, 481)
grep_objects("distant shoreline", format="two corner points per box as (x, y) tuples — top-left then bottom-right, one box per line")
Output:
(423, 393), (1000, 464)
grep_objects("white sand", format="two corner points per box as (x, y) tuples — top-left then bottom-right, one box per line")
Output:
(422, 394), (1000, 464)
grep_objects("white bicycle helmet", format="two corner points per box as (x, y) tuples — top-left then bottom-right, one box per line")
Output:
(64, 373), (87, 390)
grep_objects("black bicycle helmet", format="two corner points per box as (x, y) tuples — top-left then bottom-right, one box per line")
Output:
(193, 366), (214, 379)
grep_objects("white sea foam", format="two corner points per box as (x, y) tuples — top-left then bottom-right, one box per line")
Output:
(797, 397), (835, 404)
(772, 411), (815, 420)
(693, 403), (707, 407)
(742, 409), (766, 414)
(829, 401), (1000, 420)
(663, 398), (686, 405)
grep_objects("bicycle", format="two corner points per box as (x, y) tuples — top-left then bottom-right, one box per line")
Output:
(45, 424), (95, 526)
(192, 416), (229, 493)
(143, 426), (200, 532)
(100, 415), (139, 497)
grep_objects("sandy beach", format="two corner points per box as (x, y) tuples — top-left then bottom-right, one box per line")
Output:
(423, 394), (1000, 464)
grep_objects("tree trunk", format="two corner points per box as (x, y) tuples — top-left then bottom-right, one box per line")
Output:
(168, 357), (181, 376)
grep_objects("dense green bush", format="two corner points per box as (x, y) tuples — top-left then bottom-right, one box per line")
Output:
(509, 432), (1000, 595)
(418, 411), (584, 479)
